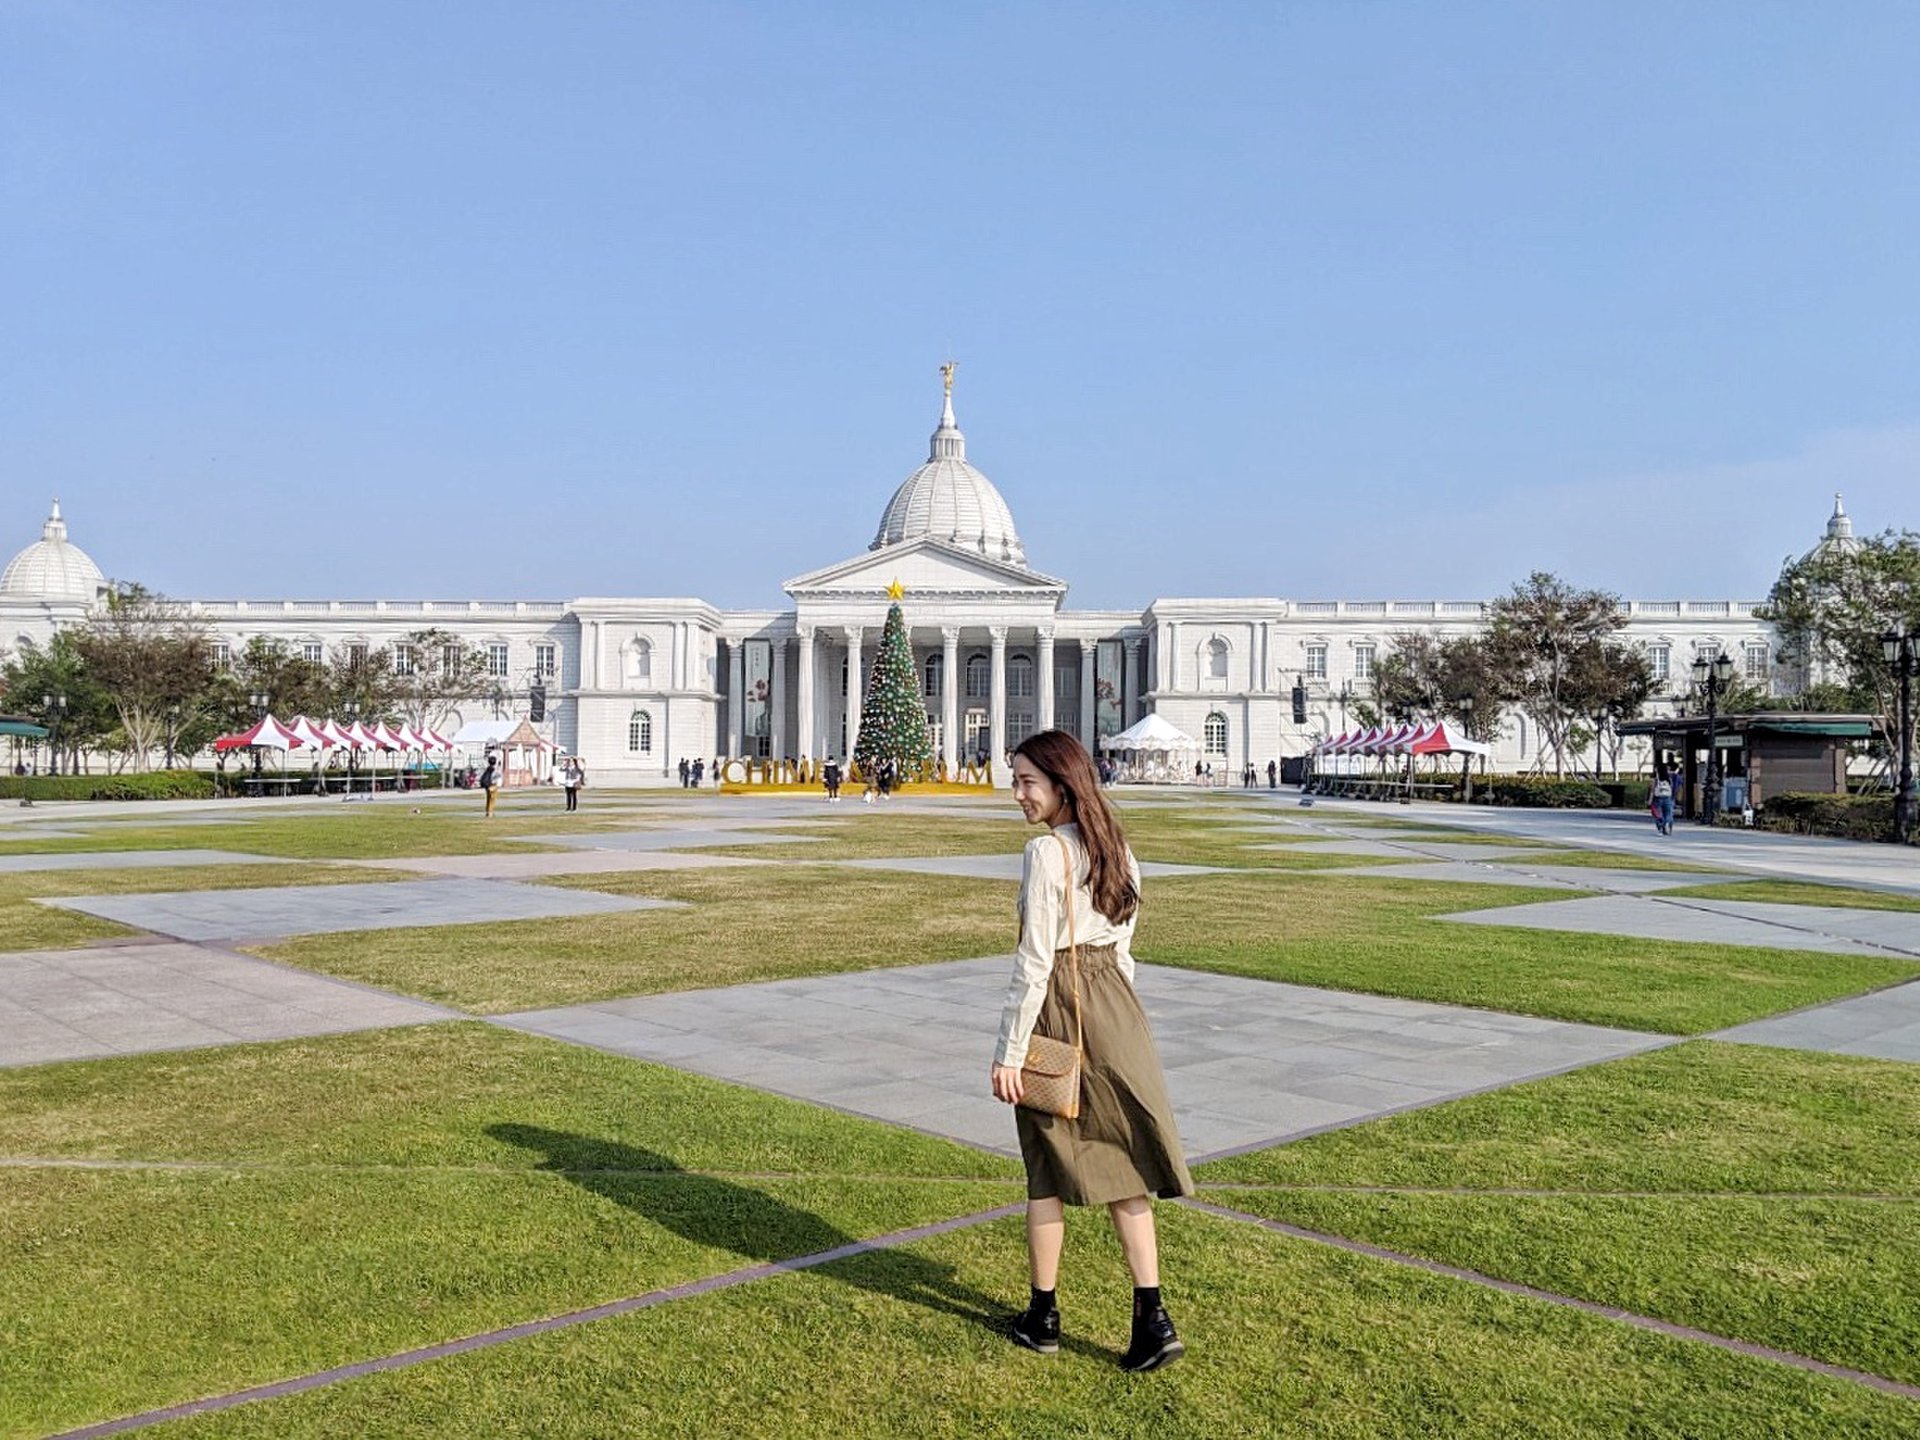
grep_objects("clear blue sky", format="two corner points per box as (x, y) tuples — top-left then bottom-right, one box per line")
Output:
(3, 2), (1916, 608)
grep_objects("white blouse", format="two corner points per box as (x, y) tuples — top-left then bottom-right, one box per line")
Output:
(994, 822), (1142, 1069)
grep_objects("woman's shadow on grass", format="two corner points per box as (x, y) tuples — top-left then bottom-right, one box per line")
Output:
(488, 1123), (1105, 1359)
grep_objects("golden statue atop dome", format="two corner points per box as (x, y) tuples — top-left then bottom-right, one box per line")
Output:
(939, 359), (956, 397)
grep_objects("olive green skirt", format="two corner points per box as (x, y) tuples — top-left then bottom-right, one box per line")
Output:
(1015, 942), (1194, 1206)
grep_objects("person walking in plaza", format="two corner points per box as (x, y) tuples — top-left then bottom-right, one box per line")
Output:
(991, 728), (1193, 1373)
(1651, 764), (1675, 836)
(1267, 759), (1277, 789)
(479, 752), (499, 819)
(678, 757), (690, 789)
(561, 758), (582, 813)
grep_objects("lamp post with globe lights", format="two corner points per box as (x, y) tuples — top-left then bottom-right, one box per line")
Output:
(1692, 651), (1735, 824)
(1882, 629), (1917, 845)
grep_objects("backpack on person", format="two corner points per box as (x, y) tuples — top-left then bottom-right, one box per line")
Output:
(1652, 778), (1672, 800)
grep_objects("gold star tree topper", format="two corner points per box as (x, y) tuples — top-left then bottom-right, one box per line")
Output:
(887, 578), (906, 601)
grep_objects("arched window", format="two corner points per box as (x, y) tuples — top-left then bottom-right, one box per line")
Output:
(924, 653), (943, 698)
(966, 654), (990, 699)
(629, 710), (653, 753)
(1008, 656), (1034, 698)
(1204, 712), (1228, 755)
(625, 638), (652, 685)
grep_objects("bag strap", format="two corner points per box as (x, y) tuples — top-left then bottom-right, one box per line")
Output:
(1053, 832), (1083, 1064)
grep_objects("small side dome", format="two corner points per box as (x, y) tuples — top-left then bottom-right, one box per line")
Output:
(1, 500), (107, 602)
(1799, 492), (1862, 565)
(870, 380), (1027, 566)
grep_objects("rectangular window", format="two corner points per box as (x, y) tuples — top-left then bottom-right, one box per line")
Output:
(345, 643), (367, 667)
(1649, 644), (1670, 684)
(1744, 644), (1769, 681)
(303, 642), (324, 665)
(487, 644), (510, 677)
(1008, 709), (1035, 746)
(211, 642), (231, 669)
(393, 644), (416, 677)
(1008, 659), (1035, 698)
(534, 643), (556, 678)
(1353, 644), (1374, 682)
(442, 643), (462, 676)
(1305, 644), (1328, 680)
(1055, 665), (1078, 700)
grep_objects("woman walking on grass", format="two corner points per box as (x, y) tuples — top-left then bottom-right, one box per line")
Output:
(990, 728), (1193, 1372)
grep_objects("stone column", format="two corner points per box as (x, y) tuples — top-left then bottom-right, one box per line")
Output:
(941, 626), (960, 778)
(796, 626), (816, 760)
(770, 636), (788, 759)
(989, 625), (1008, 784)
(843, 625), (864, 763)
(1168, 622), (1182, 693)
(1079, 639), (1096, 746)
(726, 640), (745, 757)
(1124, 637), (1144, 724)
(1037, 628), (1055, 735)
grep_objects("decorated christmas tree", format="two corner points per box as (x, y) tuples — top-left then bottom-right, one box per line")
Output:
(854, 582), (934, 779)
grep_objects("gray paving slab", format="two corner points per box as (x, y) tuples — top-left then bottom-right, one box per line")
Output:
(829, 855), (1229, 881)
(0, 942), (454, 1066)
(1712, 978), (1920, 1062)
(0, 848), (287, 874)
(1678, 899), (1920, 957)
(1253, 839), (1553, 861)
(496, 957), (1668, 1159)
(1321, 862), (1748, 893)
(1438, 894), (1894, 956)
(0, 827), (90, 840)
(511, 828), (825, 853)
(362, 851), (765, 879)
(39, 877), (680, 942)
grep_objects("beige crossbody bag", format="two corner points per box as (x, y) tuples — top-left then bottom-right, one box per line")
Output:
(1016, 832), (1083, 1120)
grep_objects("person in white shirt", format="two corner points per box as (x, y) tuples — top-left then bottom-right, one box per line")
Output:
(990, 728), (1192, 1372)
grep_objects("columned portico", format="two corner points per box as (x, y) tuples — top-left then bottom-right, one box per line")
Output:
(726, 641), (745, 755)
(1037, 628), (1055, 734)
(796, 626), (816, 759)
(1079, 641), (1096, 746)
(770, 636), (788, 758)
(941, 626), (960, 777)
(844, 625), (864, 759)
(989, 625), (1008, 780)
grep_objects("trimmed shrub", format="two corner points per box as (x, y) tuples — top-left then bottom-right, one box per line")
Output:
(1477, 775), (1613, 809)
(0, 770), (217, 802)
(1757, 791), (1904, 843)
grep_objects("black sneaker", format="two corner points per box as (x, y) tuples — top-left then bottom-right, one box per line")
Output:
(1119, 1304), (1185, 1372)
(1009, 1304), (1060, 1355)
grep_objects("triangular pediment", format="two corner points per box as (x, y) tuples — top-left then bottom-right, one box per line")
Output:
(785, 538), (1066, 598)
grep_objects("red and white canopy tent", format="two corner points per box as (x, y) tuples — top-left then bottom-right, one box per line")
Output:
(212, 715), (305, 753)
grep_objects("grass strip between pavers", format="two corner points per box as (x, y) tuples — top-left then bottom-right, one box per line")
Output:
(0, 1024), (1020, 1438)
(1193, 1041), (1920, 1387)
(137, 1204), (1920, 1439)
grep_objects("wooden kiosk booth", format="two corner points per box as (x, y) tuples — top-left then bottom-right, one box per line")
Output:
(1616, 712), (1879, 821)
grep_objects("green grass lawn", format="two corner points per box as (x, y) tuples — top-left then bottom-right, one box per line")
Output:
(254, 863), (1020, 1012)
(1657, 879), (1920, 911)
(0, 862), (415, 951)
(0, 1023), (1020, 1438)
(0, 808), (585, 861)
(1134, 871), (1916, 1033)
(145, 1203), (1917, 1440)
(1194, 1041), (1920, 1386)
(1485, 848), (1732, 873)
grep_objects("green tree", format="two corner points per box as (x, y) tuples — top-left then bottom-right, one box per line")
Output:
(386, 629), (495, 733)
(1370, 630), (1507, 741)
(69, 585), (216, 772)
(1563, 638), (1655, 778)
(1758, 527), (1920, 758)
(1484, 572), (1634, 776)
(1, 632), (115, 771)
(853, 601), (933, 778)
(222, 637), (332, 731)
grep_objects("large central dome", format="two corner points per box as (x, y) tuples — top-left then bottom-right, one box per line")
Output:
(1, 500), (106, 603)
(870, 383), (1027, 566)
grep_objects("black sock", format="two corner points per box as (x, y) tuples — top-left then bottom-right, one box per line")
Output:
(1133, 1285), (1161, 1316)
(1029, 1286), (1056, 1315)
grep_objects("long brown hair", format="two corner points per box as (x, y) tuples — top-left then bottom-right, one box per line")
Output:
(1012, 729), (1138, 925)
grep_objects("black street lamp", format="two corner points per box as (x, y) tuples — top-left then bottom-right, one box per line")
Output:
(42, 692), (68, 777)
(1880, 629), (1917, 845)
(1691, 651), (1736, 824)
(1456, 694), (1477, 804)
(342, 698), (361, 792)
(248, 691), (270, 779)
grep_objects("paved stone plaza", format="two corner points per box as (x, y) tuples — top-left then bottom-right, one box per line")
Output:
(496, 956), (1671, 1157)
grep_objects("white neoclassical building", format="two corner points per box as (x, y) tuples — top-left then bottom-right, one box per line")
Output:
(3, 384), (1853, 785)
